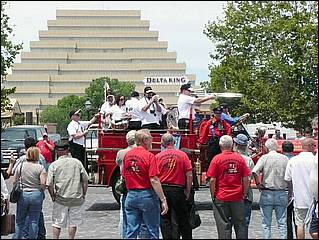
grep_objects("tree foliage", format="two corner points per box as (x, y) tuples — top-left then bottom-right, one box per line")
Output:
(1, 1), (23, 112)
(40, 77), (135, 136)
(40, 95), (85, 137)
(204, 1), (318, 130)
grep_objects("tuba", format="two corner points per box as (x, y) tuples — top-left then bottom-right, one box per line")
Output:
(166, 107), (179, 130)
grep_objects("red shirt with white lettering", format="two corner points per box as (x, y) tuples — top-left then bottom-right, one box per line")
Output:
(156, 148), (193, 187)
(122, 146), (159, 190)
(206, 150), (250, 201)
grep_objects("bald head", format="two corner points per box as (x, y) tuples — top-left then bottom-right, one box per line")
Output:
(265, 138), (278, 151)
(161, 133), (175, 148)
(301, 138), (316, 153)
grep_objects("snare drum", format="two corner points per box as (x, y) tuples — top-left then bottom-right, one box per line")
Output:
(111, 120), (129, 130)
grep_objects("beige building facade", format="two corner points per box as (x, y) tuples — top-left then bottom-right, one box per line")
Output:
(5, 10), (197, 115)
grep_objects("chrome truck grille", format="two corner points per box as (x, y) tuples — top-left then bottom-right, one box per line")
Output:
(1, 149), (18, 167)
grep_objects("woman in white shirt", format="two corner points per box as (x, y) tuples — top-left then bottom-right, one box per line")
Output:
(109, 95), (130, 129)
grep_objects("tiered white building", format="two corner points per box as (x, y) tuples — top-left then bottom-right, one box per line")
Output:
(5, 10), (196, 115)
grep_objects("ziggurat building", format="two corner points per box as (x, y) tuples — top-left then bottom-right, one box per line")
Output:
(5, 10), (197, 115)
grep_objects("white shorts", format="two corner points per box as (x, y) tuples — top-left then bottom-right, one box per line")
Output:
(294, 208), (308, 227)
(52, 201), (84, 228)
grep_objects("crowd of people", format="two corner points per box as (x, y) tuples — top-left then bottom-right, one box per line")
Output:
(1, 82), (318, 239)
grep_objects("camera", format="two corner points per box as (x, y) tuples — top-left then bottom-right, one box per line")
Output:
(150, 109), (156, 117)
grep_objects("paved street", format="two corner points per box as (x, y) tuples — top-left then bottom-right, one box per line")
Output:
(2, 180), (312, 239)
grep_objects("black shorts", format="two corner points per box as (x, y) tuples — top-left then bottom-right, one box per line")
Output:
(309, 211), (318, 234)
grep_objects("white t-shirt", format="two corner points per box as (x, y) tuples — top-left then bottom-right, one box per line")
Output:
(284, 151), (315, 208)
(67, 120), (88, 146)
(177, 94), (196, 120)
(109, 105), (126, 122)
(125, 97), (142, 122)
(309, 151), (318, 201)
(138, 97), (161, 126)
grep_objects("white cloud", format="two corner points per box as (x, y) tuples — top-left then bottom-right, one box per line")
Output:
(6, 1), (226, 84)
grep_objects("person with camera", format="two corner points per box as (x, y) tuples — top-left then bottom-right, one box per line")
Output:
(36, 132), (55, 171)
(139, 86), (166, 129)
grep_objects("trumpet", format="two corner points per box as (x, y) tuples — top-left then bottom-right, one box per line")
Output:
(152, 94), (160, 102)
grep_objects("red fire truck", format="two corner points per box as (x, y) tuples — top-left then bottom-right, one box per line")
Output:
(93, 112), (316, 203)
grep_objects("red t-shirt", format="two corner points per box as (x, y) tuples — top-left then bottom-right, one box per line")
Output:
(206, 150), (250, 202)
(36, 139), (55, 163)
(156, 148), (193, 187)
(122, 146), (159, 190)
(197, 118), (232, 145)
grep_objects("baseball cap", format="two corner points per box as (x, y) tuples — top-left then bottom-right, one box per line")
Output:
(213, 107), (223, 114)
(69, 109), (81, 118)
(234, 134), (248, 146)
(220, 103), (229, 109)
(55, 141), (69, 150)
(131, 91), (140, 98)
(42, 132), (48, 137)
(180, 84), (194, 92)
(144, 86), (154, 94)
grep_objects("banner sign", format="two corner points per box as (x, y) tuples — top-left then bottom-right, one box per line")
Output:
(143, 76), (188, 85)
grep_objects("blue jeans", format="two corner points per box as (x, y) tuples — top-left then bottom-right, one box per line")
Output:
(23, 191), (46, 239)
(12, 190), (44, 239)
(125, 189), (160, 239)
(119, 193), (128, 239)
(259, 190), (288, 239)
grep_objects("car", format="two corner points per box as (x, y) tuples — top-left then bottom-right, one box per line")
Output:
(1, 125), (60, 169)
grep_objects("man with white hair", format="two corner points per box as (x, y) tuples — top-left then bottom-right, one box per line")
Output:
(207, 135), (250, 239)
(115, 130), (136, 239)
(122, 129), (168, 239)
(252, 138), (289, 239)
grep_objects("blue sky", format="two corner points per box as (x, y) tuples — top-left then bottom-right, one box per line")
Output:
(6, 1), (226, 84)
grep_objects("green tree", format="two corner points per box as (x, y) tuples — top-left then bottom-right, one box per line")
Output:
(204, 1), (318, 130)
(85, 77), (135, 109)
(40, 95), (85, 136)
(1, 1), (23, 112)
(40, 77), (135, 135)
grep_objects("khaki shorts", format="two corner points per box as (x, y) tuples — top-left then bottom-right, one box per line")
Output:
(52, 201), (84, 228)
(294, 208), (308, 227)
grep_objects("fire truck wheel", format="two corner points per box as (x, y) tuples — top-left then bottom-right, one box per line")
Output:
(110, 169), (121, 204)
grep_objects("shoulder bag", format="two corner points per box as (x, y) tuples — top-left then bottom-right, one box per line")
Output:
(1, 213), (15, 235)
(9, 162), (24, 203)
(189, 202), (201, 229)
(115, 177), (127, 195)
